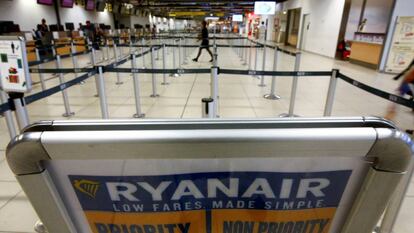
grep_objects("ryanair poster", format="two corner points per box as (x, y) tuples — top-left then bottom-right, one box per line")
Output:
(68, 168), (352, 233)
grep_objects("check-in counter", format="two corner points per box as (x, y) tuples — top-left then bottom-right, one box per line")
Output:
(26, 40), (37, 62)
(349, 32), (385, 69)
(349, 41), (382, 69)
(55, 38), (71, 56)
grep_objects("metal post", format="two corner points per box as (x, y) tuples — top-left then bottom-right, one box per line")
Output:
(323, 69), (338, 116)
(70, 42), (83, 85)
(105, 39), (110, 60)
(280, 53), (301, 117)
(113, 43), (123, 85)
(97, 66), (109, 119)
(150, 46), (160, 97)
(35, 48), (46, 90)
(141, 37), (146, 68)
(156, 38), (160, 61)
(264, 47), (281, 100)
(161, 44), (169, 85)
(253, 44), (259, 79)
(91, 47), (99, 97)
(178, 38), (182, 68)
(170, 39), (179, 77)
(56, 55), (75, 117)
(241, 39), (247, 64)
(0, 90), (17, 138)
(12, 96), (30, 131)
(210, 66), (219, 118)
(213, 44), (218, 67)
(201, 98), (214, 118)
(132, 53), (145, 118)
(182, 37), (188, 65)
(248, 41), (252, 69)
(259, 45), (267, 87)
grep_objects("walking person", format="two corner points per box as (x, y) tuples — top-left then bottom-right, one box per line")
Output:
(192, 21), (214, 62)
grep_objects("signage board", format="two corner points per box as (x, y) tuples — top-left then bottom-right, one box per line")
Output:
(232, 15), (243, 22)
(0, 36), (31, 93)
(46, 157), (368, 233)
(254, 2), (276, 15)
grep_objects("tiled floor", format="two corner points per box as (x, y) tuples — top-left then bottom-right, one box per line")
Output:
(0, 36), (413, 232)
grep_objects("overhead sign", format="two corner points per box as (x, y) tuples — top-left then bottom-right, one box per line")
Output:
(232, 15), (243, 22)
(46, 157), (367, 233)
(254, 1), (276, 15)
(0, 36), (31, 93)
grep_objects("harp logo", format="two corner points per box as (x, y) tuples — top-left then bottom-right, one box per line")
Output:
(73, 179), (100, 199)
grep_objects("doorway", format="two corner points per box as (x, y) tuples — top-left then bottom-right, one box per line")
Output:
(300, 14), (311, 50)
(285, 8), (301, 47)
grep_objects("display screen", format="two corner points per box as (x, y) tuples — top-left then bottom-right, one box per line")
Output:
(232, 14), (243, 22)
(86, 0), (95, 11)
(61, 0), (74, 8)
(254, 1), (276, 15)
(37, 0), (53, 5)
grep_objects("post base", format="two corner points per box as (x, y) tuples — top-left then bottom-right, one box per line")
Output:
(279, 113), (300, 118)
(94, 94), (99, 97)
(62, 112), (75, 117)
(133, 113), (146, 118)
(116, 81), (124, 85)
(258, 84), (266, 87)
(161, 82), (170, 85)
(263, 94), (281, 100)
(170, 73), (180, 77)
(34, 220), (47, 233)
(150, 94), (160, 98)
(79, 81), (85, 85)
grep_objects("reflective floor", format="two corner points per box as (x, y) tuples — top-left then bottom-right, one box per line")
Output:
(0, 38), (413, 232)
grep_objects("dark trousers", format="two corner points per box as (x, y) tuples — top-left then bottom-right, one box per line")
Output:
(195, 45), (213, 60)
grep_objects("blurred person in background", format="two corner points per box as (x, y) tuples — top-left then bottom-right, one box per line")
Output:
(192, 21), (214, 62)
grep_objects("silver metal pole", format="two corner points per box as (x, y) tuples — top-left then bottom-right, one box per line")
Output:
(242, 39), (247, 65)
(114, 43), (123, 85)
(56, 55), (75, 117)
(105, 39), (110, 60)
(253, 44), (259, 78)
(70, 42), (83, 85)
(264, 47), (281, 100)
(97, 66), (109, 119)
(210, 66), (219, 118)
(13, 97), (30, 131)
(178, 38), (182, 68)
(150, 46), (159, 97)
(0, 90), (17, 138)
(156, 38), (160, 61)
(141, 37), (146, 68)
(213, 44), (218, 67)
(182, 37), (188, 65)
(281, 53), (301, 117)
(248, 41), (252, 69)
(201, 98), (214, 118)
(323, 69), (338, 116)
(132, 53), (145, 118)
(259, 45), (267, 87)
(35, 49), (46, 90)
(91, 47), (99, 97)
(161, 44), (169, 85)
(170, 39), (179, 77)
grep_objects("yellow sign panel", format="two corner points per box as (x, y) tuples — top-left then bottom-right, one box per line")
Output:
(169, 12), (225, 17)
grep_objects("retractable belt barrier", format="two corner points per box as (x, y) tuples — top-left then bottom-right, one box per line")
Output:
(28, 49), (92, 67)
(1, 68), (413, 115)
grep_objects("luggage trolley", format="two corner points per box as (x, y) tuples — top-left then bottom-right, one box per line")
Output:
(6, 117), (413, 233)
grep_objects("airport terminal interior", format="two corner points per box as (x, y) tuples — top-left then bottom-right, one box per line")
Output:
(0, 0), (414, 233)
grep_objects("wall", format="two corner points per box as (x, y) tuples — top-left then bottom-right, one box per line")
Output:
(363, 0), (394, 33)
(0, 0), (114, 31)
(130, 15), (150, 29)
(274, 0), (345, 58)
(344, 0), (364, 40)
(379, 0), (414, 70)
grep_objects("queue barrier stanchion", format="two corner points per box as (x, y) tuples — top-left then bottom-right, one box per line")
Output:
(161, 44), (169, 85)
(34, 48), (47, 90)
(90, 47), (100, 97)
(131, 53), (145, 118)
(150, 46), (160, 98)
(141, 38), (146, 69)
(323, 69), (339, 116)
(248, 40), (252, 69)
(70, 42), (83, 85)
(156, 38), (160, 61)
(183, 37), (188, 65)
(170, 39), (179, 77)
(8, 93), (30, 131)
(253, 44), (259, 79)
(264, 47), (281, 100)
(5, 118), (413, 233)
(113, 43), (123, 85)
(178, 38), (183, 68)
(210, 66), (219, 118)
(0, 90), (17, 138)
(259, 44), (267, 87)
(242, 38), (247, 65)
(97, 66), (109, 119)
(105, 39), (110, 61)
(280, 52), (302, 117)
(56, 55), (75, 117)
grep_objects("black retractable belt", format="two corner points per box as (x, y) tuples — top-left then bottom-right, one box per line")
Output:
(338, 72), (414, 108)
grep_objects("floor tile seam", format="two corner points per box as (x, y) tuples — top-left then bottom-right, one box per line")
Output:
(0, 190), (22, 210)
(180, 73), (198, 118)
